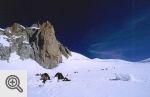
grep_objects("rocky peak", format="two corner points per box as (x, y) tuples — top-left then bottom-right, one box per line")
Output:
(11, 23), (25, 33)
(0, 21), (71, 69)
(40, 21), (54, 33)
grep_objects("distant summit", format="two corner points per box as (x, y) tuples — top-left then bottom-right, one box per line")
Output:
(0, 21), (71, 69)
(141, 58), (150, 63)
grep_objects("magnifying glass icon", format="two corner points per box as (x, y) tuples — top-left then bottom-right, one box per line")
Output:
(5, 75), (23, 93)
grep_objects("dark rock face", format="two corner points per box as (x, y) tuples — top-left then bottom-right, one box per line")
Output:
(29, 21), (64, 68)
(0, 21), (71, 69)
(17, 43), (34, 60)
(59, 43), (72, 58)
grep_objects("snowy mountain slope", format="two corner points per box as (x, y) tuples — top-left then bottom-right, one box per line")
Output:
(0, 35), (10, 47)
(141, 58), (150, 63)
(0, 52), (150, 97)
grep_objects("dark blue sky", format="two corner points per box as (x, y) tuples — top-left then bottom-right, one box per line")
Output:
(0, 0), (150, 61)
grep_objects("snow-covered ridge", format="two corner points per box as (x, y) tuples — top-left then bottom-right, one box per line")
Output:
(93, 58), (131, 63)
(0, 28), (5, 31)
(30, 27), (40, 29)
(141, 58), (150, 63)
(20, 24), (26, 29)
